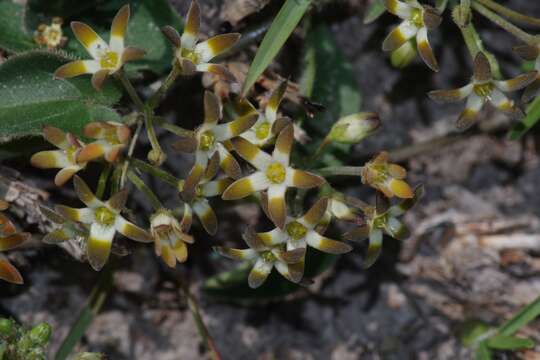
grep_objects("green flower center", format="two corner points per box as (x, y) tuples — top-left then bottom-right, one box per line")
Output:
(286, 221), (308, 240)
(199, 130), (215, 151)
(410, 8), (424, 27)
(95, 206), (116, 226)
(255, 121), (271, 140)
(260, 250), (276, 263)
(266, 162), (286, 184)
(195, 185), (204, 198)
(180, 47), (200, 64)
(473, 82), (494, 98)
(372, 213), (388, 230)
(66, 147), (77, 163)
(100, 51), (119, 70)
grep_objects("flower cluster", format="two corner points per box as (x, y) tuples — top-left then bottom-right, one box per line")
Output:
(17, 1), (423, 291)
(378, 0), (540, 130)
(34, 17), (67, 49)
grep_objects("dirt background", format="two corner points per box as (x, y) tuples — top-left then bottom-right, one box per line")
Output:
(2, 0), (540, 359)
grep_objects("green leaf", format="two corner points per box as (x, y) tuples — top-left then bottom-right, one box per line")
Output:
(241, 0), (312, 96)
(475, 341), (492, 360)
(460, 320), (491, 346)
(486, 334), (534, 350)
(64, 0), (182, 75)
(297, 23), (361, 167)
(499, 295), (540, 336)
(508, 95), (540, 140)
(436, 0), (450, 13)
(0, 1), (37, 52)
(364, 0), (386, 24)
(0, 51), (121, 140)
(203, 249), (337, 305)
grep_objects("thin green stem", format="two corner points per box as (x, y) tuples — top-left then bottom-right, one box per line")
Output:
(96, 163), (112, 199)
(457, 17), (502, 78)
(147, 63), (181, 110)
(127, 170), (163, 210)
(120, 117), (144, 188)
(474, 0), (540, 28)
(178, 279), (222, 360)
(153, 116), (194, 137)
(55, 265), (114, 360)
(130, 158), (180, 187)
(472, 2), (538, 45)
(316, 166), (363, 177)
(144, 107), (166, 165)
(115, 70), (145, 112)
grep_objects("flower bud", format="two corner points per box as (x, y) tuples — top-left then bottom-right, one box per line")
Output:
(0, 318), (13, 338)
(28, 322), (52, 346)
(328, 112), (380, 144)
(391, 41), (417, 69)
(148, 149), (167, 166)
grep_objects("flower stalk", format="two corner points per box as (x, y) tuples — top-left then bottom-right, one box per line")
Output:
(474, 0), (540, 27)
(127, 170), (163, 210)
(471, 1), (538, 46)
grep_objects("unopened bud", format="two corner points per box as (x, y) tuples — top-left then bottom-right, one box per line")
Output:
(148, 149), (167, 166)
(329, 112), (380, 144)
(28, 322), (52, 346)
(391, 41), (417, 69)
(0, 318), (13, 338)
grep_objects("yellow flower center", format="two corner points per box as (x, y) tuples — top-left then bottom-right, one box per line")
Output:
(95, 207), (116, 226)
(286, 221), (308, 240)
(255, 121), (271, 140)
(180, 47), (200, 64)
(199, 130), (215, 151)
(265, 162), (286, 184)
(473, 82), (494, 98)
(66, 147), (77, 163)
(100, 51), (119, 70)
(410, 8), (424, 27)
(195, 185), (204, 198)
(260, 250), (276, 263)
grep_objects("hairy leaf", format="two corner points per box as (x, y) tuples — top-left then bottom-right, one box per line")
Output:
(0, 1), (37, 53)
(0, 51), (121, 140)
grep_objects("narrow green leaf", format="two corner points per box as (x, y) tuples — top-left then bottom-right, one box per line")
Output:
(0, 51), (121, 139)
(486, 334), (534, 350)
(475, 342), (492, 360)
(241, 0), (312, 96)
(364, 0), (386, 24)
(499, 295), (540, 336)
(459, 320), (491, 347)
(0, 1), (37, 53)
(54, 266), (113, 360)
(508, 95), (540, 140)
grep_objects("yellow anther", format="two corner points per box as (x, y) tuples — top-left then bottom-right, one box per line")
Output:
(95, 207), (116, 226)
(266, 162), (286, 184)
(473, 82), (494, 98)
(100, 51), (119, 70)
(199, 130), (215, 151)
(286, 221), (308, 240)
(255, 122), (271, 140)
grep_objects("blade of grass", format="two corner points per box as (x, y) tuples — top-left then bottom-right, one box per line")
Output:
(241, 0), (312, 96)
(54, 266), (114, 360)
(486, 334), (534, 350)
(363, 0), (386, 24)
(508, 95), (540, 140)
(498, 295), (540, 336)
